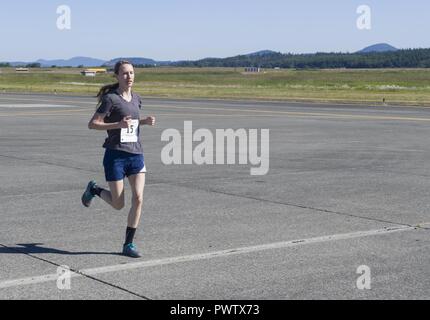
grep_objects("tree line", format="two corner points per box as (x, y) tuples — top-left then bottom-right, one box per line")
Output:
(173, 48), (430, 69)
(0, 63), (42, 68)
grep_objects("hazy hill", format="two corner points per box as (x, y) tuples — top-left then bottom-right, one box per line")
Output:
(35, 56), (106, 67)
(358, 43), (398, 53)
(104, 57), (172, 67)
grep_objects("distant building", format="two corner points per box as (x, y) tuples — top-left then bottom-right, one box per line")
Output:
(80, 68), (107, 76)
(15, 68), (29, 73)
(87, 68), (107, 74)
(245, 67), (261, 73)
(81, 70), (97, 77)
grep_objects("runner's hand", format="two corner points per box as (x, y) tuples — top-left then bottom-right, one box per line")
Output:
(144, 116), (156, 126)
(119, 116), (133, 129)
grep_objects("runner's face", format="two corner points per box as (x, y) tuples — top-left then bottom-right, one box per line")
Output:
(116, 64), (135, 89)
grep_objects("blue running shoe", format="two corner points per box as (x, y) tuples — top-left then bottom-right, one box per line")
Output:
(122, 243), (142, 258)
(81, 180), (97, 208)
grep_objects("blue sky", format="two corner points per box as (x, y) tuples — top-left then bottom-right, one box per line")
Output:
(0, 0), (428, 61)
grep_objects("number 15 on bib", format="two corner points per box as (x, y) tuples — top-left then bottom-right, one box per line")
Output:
(121, 120), (139, 143)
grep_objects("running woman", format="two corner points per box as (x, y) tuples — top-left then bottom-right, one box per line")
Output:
(82, 60), (155, 258)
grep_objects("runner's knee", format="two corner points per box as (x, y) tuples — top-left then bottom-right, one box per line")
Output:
(132, 194), (144, 206)
(112, 198), (125, 210)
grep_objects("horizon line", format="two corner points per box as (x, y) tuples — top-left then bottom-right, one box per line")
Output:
(3, 44), (428, 64)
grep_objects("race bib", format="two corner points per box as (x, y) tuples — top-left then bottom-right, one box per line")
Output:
(120, 120), (139, 143)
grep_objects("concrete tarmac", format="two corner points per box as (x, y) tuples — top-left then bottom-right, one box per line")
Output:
(0, 93), (428, 300)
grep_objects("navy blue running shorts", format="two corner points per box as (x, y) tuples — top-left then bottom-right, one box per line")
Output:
(103, 149), (146, 182)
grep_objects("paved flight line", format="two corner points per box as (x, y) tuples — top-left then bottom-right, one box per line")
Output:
(0, 109), (89, 117)
(1, 94), (430, 110)
(0, 223), (428, 290)
(1, 95), (430, 120)
(1, 103), (430, 122)
(150, 104), (430, 122)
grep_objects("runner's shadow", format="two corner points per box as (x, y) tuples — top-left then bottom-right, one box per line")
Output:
(0, 243), (122, 256)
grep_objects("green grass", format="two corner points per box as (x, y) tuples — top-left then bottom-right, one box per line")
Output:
(1, 67), (430, 106)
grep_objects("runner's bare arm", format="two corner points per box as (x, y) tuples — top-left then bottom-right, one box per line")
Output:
(88, 112), (132, 130)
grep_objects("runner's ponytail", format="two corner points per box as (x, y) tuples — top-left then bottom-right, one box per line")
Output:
(96, 83), (119, 103)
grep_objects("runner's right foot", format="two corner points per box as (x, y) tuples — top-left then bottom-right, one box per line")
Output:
(122, 243), (142, 258)
(81, 181), (97, 208)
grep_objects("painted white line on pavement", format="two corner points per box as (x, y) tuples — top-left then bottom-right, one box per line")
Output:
(1, 225), (424, 289)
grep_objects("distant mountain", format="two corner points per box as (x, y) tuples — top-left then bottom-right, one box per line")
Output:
(104, 57), (172, 67)
(36, 56), (106, 67)
(358, 43), (398, 53)
(3, 56), (173, 68)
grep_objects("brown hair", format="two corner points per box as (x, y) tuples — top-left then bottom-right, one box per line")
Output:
(96, 60), (133, 103)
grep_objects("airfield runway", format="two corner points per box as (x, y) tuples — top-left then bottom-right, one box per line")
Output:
(0, 93), (428, 300)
